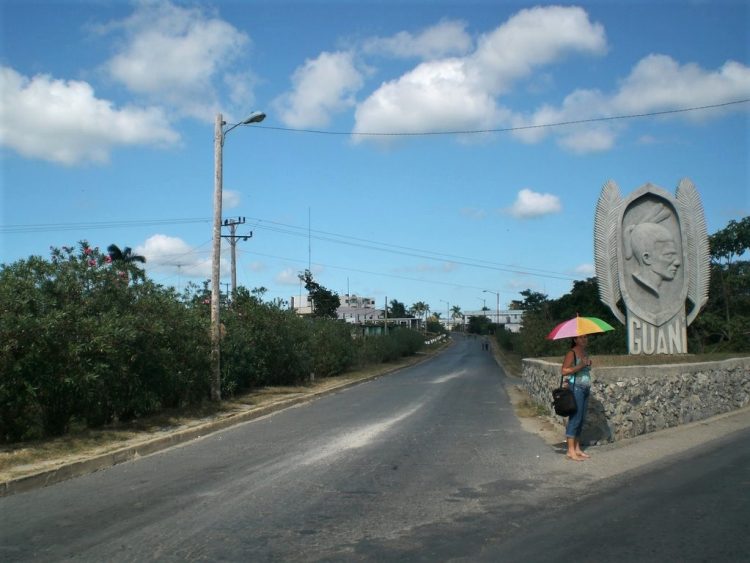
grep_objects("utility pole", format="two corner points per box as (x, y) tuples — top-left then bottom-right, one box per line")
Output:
(210, 110), (265, 403)
(384, 295), (388, 336)
(221, 216), (252, 301)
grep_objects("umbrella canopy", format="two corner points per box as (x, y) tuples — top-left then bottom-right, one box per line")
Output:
(546, 315), (615, 340)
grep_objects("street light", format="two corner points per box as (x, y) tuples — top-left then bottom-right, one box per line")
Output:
(439, 299), (450, 329)
(483, 289), (500, 326)
(211, 111), (266, 402)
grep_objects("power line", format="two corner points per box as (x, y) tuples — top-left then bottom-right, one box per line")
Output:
(245, 217), (577, 280)
(254, 99), (750, 136)
(0, 217), (209, 234)
(239, 248), (521, 295)
(3, 213), (578, 282)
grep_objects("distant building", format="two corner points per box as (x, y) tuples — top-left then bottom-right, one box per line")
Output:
(465, 309), (525, 333)
(341, 294), (377, 309)
(290, 294), (313, 315)
(292, 292), (422, 331)
(338, 306), (385, 324)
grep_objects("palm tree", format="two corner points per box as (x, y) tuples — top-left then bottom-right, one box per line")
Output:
(450, 305), (462, 319)
(410, 301), (430, 321)
(107, 244), (146, 264)
(108, 244), (146, 282)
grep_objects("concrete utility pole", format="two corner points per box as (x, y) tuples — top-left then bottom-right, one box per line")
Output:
(384, 295), (388, 336)
(211, 110), (266, 402)
(221, 216), (252, 301)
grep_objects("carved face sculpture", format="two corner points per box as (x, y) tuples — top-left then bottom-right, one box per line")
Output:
(648, 238), (681, 281)
(627, 222), (681, 294)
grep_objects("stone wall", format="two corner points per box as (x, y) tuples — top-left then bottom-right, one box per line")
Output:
(522, 357), (750, 444)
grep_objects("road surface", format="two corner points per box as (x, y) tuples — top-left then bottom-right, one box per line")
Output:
(1, 335), (748, 561)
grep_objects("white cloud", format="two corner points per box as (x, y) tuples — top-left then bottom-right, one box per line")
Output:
(274, 51), (364, 128)
(507, 188), (562, 219)
(511, 54), (750, 153)
(557, 126), (616, 154)
(0, 66), (179, 165)
(574, 263), (595, 277)
(103, 0), (251, 121)
(469, 5), (607, 95)
(223, 190), (241, 209)
(275, 268), (302, 285)
(613, 55), (750, 116)
(362, 20), (473, 60)
(353, 58), (502, 137)
(136, 234), (213, 278)
(353, 6), (606, 140)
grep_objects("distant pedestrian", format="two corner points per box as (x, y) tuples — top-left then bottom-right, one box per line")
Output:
(561, 335), (592, 461)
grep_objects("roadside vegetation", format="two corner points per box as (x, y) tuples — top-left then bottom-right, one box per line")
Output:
(0, 243), (428, 444)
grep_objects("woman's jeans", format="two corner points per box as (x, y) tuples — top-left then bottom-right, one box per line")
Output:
(565, 383), (590, 438)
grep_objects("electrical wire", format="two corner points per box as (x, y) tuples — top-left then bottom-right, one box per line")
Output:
(254, 99), (750, 136)
(0, 218), (209, 234)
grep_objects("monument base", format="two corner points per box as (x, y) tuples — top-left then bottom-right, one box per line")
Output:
(627, 313), (687, 354)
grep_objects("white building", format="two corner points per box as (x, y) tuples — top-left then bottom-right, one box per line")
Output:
(289, 294), (313, 315)
(465, 309), (525, 332)
(338, 306), (385, 324)
(341, 294), (377, 309)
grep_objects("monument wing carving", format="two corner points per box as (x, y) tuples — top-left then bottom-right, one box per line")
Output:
(676, 178), (710, 325)
(594, 180), (625, 324)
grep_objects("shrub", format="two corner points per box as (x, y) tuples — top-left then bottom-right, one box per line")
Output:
(0, 244), (210, 442)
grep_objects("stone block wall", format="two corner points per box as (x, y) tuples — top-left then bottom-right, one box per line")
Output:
(522, 357), (750, 444)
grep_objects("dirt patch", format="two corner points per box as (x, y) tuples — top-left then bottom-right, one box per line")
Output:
(504, 382), (563, 446)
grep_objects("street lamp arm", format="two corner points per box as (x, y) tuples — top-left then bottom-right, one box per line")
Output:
(221, 112), (267, 144)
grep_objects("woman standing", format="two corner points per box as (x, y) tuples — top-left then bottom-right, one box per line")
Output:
(561, 335), (592, 461)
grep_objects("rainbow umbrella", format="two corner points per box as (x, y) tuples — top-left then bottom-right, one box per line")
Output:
(546, 315), (615, 340)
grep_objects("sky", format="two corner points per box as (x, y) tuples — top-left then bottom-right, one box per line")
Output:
(1, 0), (749, 316)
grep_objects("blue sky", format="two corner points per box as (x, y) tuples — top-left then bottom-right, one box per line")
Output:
(1, 0), (749, 315)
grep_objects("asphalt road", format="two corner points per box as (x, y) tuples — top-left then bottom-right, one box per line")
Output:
(1, 335), (748, 561)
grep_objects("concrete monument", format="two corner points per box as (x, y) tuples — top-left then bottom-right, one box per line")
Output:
(594, 179), (710, 354)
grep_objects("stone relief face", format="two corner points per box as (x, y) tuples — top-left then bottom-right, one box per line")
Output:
(648, 239), (681, 282)
(616, 188), (689, 328)
(596, 179), (709, 353)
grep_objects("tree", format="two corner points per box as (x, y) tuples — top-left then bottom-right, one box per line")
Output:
(107, 244), (146, 264)
(388, 299), (409, 318)
(107, 244), (146, 282)
(410, 301), (430, 321)
(298, 270), (340, 318)
(691, 217), (750, 350)
(467, 314), (492, 335)
(709, 217), (750, 265)
(518, 289), (550, 316)
(450, 305), (462, 319)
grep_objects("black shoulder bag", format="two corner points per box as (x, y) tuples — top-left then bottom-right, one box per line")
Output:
(551, 373), (577, 417)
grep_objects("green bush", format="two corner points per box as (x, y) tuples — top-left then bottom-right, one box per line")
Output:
(354, 327), (424, 365)
(0, 244), (210, 442)
(221, 295), (312, 392)
(0, 246), (428, 443)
